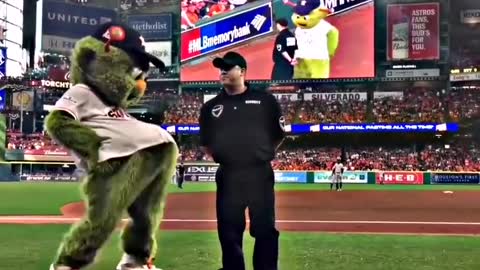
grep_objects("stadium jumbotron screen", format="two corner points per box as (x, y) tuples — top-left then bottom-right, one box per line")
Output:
(180, 0), (374, 82)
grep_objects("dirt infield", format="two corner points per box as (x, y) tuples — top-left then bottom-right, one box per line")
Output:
(2, 190), (480, 235)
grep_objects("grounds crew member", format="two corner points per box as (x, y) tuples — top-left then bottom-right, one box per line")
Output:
(199, 51), (285, 270)
(271, 18), (298, 80)
(177, 162), (185, 188)
(331, 157), (344, 191)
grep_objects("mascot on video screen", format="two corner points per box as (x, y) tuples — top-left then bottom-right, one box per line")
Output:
(286, 0), (340, 79)
(46, 22), (178, 270)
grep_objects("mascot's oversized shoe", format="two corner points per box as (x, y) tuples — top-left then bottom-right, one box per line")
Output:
(116, 254), (162, 270)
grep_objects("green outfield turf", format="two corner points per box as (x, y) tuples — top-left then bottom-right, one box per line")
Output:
(1, 224), (480, 270)
(2, 182), (480, 215)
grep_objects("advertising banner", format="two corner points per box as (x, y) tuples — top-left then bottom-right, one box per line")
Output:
(450, 72), (480, 82)
(273, 93), (299, 101)
(41, 80), (72, 89)
(12, 91), (34, 111)
(42, 1), (117, 53)
(48, 67), (70, 82)
(127, 14), (172, 41)
(161, 123), (460, 135)
(373, 91), (403, 99)
(461, 9), (480, 24)
(274, 171), (307, 183)
(385, 68), (440, 78)
(0, 89), (5, 110)
(313, 171), (368, 183)
(20, 174), (79, 182)
(183, 164), (307, 183)
(143, 41), (172, 67)
(377, 171), (424, 185)
(5, 149), (74, 162)
(304, 92), (367, 101)
(0, 47), (6, 78)
(387, 3), (440, 61)
(183, 164), (218, 182)
(317, 123), (457, 133)
(430, 172), (480, 184)
(181, 2), (273, 62)
(23, 149), (70, 156)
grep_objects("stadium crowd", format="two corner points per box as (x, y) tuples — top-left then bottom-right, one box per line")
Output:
(372, 88), (446, 123)
(180, 144), (480, 172)
(181, 0), (251, 30)
(447, 89), (480, 121)
(450, 41), (480, 69)
(7, 129), (480, 171)
(6, 130), (64, 151)
(160, 87), (480, 124)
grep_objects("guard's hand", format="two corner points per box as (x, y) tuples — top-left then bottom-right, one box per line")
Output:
(290, 59), (298, 65)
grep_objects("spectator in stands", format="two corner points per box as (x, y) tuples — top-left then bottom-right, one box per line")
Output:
(208, 0), (232, 17)
(181, 1), (200, 30)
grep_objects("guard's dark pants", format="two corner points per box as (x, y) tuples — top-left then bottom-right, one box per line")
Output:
(271, 63), (293, 80)
(215, 163), (279, 270)
(177, 173), (184, 188)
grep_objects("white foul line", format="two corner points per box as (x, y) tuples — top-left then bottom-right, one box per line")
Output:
(1, 216), (480, 226)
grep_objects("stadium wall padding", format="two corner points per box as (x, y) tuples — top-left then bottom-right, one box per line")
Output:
(424, 173), (431, 185)
(367, 172), (376, 184)
(0, 114), (6, 161)
(0, 163), (16, 182)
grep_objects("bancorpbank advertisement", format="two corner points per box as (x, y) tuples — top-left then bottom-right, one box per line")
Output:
(313, 171), (368, 183)
(42, 1), (117, 54)
(430, 173), (480, 184)
(180, 0), (374, 82)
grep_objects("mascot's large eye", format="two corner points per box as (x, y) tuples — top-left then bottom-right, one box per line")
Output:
(304, 16), (309, 20)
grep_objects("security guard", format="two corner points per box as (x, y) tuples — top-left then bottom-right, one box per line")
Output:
(271, 18), (298, 80)
(199, 51), (285, 270)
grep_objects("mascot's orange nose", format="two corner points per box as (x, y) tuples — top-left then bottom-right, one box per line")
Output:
(136, 80), (147, 95)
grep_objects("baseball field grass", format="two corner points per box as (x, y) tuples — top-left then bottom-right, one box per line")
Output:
(1, 182), (480, 270)
(2, 182), (480, 215)
(2, 224), (480, 270)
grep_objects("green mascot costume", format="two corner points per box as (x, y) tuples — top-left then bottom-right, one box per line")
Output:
(291, 0), (340, 79)
(46, 22), (178, 270)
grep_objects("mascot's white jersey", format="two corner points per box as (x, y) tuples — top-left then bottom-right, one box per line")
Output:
(294, 19), (334, 60)
(53, 84), (176, 166)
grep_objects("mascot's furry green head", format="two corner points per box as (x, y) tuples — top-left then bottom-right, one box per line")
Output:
(291, 0), (331, 29)
(70, 22), (165, 108)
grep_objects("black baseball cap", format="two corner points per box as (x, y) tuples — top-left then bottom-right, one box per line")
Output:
(212, 51), (247, 70)
(91, 22), (165, 71)
(276, 18), (289, 27)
